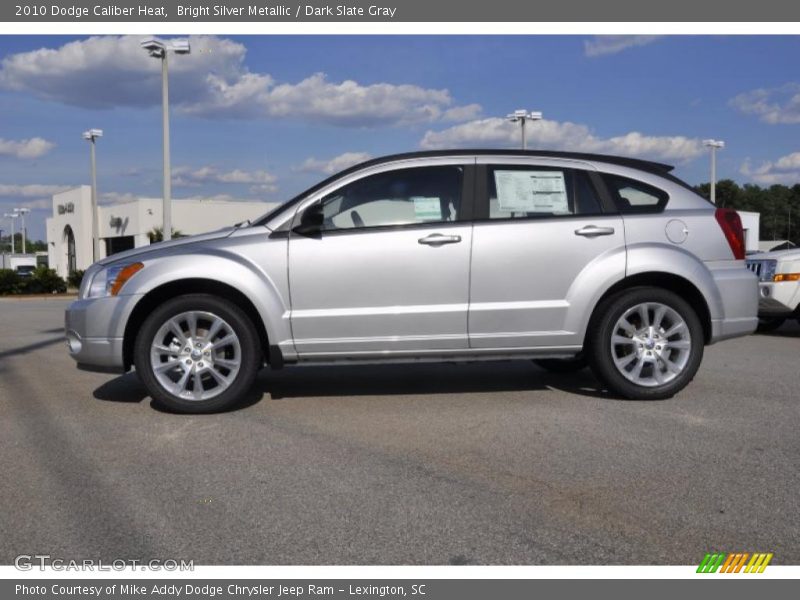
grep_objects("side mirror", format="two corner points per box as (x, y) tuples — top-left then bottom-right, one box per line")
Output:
(293, 203), (324, 236)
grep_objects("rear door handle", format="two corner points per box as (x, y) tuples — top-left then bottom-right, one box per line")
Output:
(418, 233), (462, 246)
(574, 225), (615, 237)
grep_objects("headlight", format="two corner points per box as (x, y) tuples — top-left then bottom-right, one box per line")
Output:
(86, 262), (144, 298)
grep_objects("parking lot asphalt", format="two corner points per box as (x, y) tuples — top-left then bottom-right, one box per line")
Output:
(1, 296), (798, 565)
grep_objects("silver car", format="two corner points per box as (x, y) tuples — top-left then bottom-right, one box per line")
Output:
(65, 150), (758, 413)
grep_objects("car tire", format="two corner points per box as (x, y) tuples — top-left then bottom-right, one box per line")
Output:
(756, 317), (786, 332)
(533, 354), (588, 373)
(586, 287), (704, 400)
(134, 294), (261, 414)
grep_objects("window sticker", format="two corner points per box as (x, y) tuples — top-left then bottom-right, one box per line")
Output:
(494, 170), (569, 213)
(411, 196), (442, 221)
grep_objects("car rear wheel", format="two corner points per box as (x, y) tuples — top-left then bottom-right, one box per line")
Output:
(587, 287), (704, 400)
(134, 294), (261, 413)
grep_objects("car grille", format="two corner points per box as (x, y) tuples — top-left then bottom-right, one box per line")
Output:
(745, 259), (777, 282)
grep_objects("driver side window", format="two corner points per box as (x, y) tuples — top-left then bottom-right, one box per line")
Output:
(317, 165), (464, 231)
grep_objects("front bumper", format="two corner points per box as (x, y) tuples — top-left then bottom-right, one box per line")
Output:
(756, 281), (800, 317)
(64, 293), (143, 372)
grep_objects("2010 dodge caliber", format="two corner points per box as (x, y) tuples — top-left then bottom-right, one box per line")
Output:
(65, 150), (758, 413)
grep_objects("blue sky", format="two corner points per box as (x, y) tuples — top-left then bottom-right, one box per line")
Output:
(1, 34), (799, 240)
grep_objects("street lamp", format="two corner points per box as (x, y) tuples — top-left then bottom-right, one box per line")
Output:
(506, 109), (543, 150)
(3, 212), (18, 254)
(141, 37), (191, 242)
(82, 128), (103, 261)
(14, 207), (30, 254)
(703, 139), (725, 205)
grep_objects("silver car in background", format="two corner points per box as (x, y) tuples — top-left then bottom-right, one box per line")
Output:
(65, 150), (758, 413)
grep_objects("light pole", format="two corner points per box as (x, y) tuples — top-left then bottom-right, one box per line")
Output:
(82, 129), (103, 261)
(3, 212), (18, 254)
(14, 207), (30, 254)
(506, 109), (543, 150)
(141, 37), (191, 242)
(703, 139), (725, 204)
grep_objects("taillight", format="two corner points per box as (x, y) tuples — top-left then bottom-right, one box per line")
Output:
(714, 208), (745, 260)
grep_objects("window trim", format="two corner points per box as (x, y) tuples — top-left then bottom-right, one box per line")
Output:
(600, 172), (670, 214)
(289, 163), (476, 237)
(473, 164), (610, 223)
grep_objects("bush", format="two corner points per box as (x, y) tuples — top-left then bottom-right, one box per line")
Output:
(67, 269), (85, 289)
(0, 269), (20, 295)
(19, 266), (67, 294)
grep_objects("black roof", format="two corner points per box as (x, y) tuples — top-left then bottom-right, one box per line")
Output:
(341, 149), (676, 176)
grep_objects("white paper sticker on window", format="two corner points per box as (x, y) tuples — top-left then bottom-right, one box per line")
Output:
(494, 170), (569, 213)
(412, 196), (442, 221)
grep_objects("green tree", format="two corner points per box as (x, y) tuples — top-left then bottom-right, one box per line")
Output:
(147, 227), (185, 243)
(693, 180), (799, 247)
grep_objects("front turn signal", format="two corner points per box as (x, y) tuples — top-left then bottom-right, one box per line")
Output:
(773, 273), (800, 282)
(110, 262), (144, 296)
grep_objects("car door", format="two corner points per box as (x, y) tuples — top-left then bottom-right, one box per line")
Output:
(468, 159), (626, 349)
(288, 161), (474, 357)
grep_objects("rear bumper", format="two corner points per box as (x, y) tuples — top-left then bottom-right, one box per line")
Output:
(65, 293), (142, 371)
(707, 263), (759, 344)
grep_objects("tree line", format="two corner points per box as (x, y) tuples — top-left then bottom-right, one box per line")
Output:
(694, 180), (799, 247)
(0, 233), (47, 253)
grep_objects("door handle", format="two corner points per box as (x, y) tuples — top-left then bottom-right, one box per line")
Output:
(418, 233), (462, 246)
(574, 225), (615, 237)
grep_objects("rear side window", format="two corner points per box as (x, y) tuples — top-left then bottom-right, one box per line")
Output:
(485, 166), (603, 220)
(602, 174), (669, 213)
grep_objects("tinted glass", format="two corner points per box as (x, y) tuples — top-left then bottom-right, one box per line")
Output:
(603, 173), (669, 213)
(486, 166), (602, 219)
(318, 166), (463, 231)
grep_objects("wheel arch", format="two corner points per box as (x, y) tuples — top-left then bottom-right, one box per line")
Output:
(584, 272), (713, 346)
(122, 279), (274, 371)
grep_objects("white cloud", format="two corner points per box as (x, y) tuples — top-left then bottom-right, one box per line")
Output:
(442, 104), (482, 122)
(0, 137), (55, 159)
(0, 36), (479, 127)
(173, 165), (278, 194)
(0, 183), (70, 197)
(300, 152), (372, 175)
(420, 118), (705, 162)
(730, 83), (800, 125)
(584, 36), (663, 58)
(15, 198), (53, 210)
(100, 191), (139, 205)
(740, 153), (800, 185)
(100, 191), (260, 205)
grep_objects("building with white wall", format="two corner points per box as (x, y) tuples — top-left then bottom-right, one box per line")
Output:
(737, 210), (760, 254)
(46, 186), (275, 276)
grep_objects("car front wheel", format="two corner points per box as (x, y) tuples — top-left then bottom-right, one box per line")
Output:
(134, 294), (261, 413)
(587, 287), (704, 400)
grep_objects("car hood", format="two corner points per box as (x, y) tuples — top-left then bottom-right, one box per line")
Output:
(97, 227), (235, 266)
(748, 248), (800, 262)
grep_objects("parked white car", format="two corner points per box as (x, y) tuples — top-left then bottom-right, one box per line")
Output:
(746, 249), (800, 330)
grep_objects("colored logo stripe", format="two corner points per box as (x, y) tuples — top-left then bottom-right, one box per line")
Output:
(697, 553), (726, 573)
(697, 552), (773, 573)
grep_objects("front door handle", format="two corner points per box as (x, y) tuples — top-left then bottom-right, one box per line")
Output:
(575, 225), (615, 237)
(418, 233), (462, 246)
